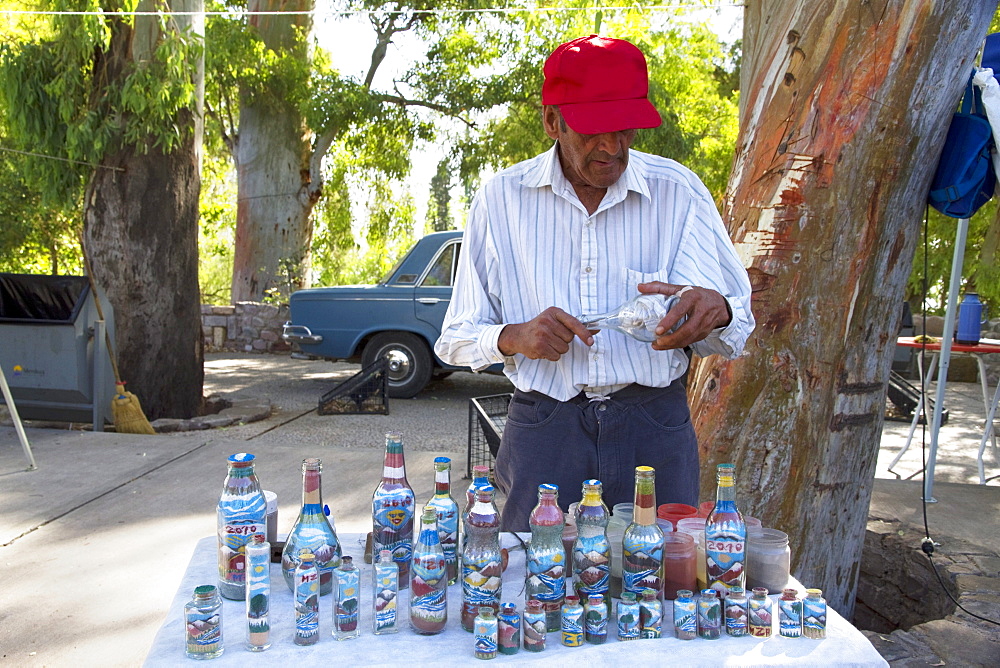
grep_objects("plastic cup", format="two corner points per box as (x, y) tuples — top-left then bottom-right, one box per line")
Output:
(697, 501), (715, 518)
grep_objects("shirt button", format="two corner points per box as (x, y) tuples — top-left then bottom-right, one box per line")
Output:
(585, 266), (592, 273)
(598, 404), (607, 412)
(593, 354), (599, 361)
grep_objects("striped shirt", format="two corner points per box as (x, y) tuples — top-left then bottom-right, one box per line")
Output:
(434, 143), (755, 402)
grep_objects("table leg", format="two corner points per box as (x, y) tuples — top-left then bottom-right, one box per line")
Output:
(978, 378), (1000, 485)
(888, 352), (937, 474)
(973, 354), (998, 454)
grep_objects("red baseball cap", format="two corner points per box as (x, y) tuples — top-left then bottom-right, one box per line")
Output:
(542, 35), (662, 134)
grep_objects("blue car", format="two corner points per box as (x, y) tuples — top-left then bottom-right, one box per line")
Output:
(283, 231), (491, 398)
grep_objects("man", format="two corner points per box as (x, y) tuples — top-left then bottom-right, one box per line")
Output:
(435, 35), (755, 531)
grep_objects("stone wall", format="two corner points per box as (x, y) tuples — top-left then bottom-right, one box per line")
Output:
(201, 303), (291, 353)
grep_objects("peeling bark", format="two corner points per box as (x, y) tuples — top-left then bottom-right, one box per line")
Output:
(690, 0), (997, 615)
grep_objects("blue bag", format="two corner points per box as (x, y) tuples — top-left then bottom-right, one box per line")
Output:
(928, 73), (996, 219)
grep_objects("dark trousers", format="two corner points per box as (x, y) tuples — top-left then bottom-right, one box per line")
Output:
(493, 383), (699, 532)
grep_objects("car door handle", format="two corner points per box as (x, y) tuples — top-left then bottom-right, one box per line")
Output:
(417, 298), (442, 304)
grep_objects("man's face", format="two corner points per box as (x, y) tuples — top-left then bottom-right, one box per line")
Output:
(543, 106), (637, 191)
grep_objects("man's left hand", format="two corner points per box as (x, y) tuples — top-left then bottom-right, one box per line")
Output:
(637, 282), (731, 351)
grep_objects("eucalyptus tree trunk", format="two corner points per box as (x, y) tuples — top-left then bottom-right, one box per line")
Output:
(230, 0), (319, 303)
(689, 0), (997, 616)
(83, 0), (205, 420)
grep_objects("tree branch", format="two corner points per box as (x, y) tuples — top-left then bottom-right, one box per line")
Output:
(378, 93), (477, 130)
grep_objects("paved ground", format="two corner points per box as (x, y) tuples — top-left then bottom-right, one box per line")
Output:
(0, 352), (997, 666)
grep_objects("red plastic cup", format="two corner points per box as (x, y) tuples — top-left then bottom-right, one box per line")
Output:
(697, 501), (715, 518)
(657, 503), (698, 529)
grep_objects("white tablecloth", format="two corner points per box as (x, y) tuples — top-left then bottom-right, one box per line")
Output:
(145, 534), (887, 666)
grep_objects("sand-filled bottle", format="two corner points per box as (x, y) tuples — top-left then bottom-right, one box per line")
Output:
(372, 549), (399, 635)
(372, 431), (415, 587)
(410, 506), (448, 635)
(623, 467), (664, 599)
(526, 483), (566, 631)
(245, 534), (271, 651)
(426, 456), (460, 585)
(573, 479), (611, 600)
(462, 485), (502, 632)
(281, 458), (341, 595)
(706, 463), (746, 595)
(217, 453), (266, 600)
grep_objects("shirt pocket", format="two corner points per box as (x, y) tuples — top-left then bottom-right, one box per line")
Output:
(624, 267), (671, 295)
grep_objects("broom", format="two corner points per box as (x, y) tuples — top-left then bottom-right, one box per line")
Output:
(80, 237), (156, 434)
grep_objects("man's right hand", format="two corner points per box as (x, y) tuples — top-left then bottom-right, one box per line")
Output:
(497, 307), (595, 361)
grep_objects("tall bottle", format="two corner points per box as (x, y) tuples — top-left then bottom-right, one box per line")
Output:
(332, 556), (360, 640)
(293, 552), (320, 645)
(217, 453), (267, 600)
(410, 506), (448, 635)
(622, 466), (665, 599)
(281, 458), (342, 594)
(372, 549), (399, 635)
(372, 431), (415, 587)
(462, 485), (503, 632)
(573, 479), (611, 600)
(526, 483), (566, 631)
(245, 534), (271, 652)
(706, 463), (747, 594)
(426, 456), (460, 585)
(578, 293), (683, 342)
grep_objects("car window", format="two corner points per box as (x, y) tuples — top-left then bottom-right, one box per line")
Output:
(421, 242), (456, 287)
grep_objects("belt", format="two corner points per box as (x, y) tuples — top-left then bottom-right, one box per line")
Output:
(520, 383), (667, 407)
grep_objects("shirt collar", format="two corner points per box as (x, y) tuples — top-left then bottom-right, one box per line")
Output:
(520, 143), (652, 206)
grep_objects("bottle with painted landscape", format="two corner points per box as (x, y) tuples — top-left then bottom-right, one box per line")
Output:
(622, 466), (665, 599)
(462, 485), (503, 632)
(372, 549), (399, 635)
(185, 585), (224, 660)
(425, 456), (460, 585)
(706, 463), (746, 594)
(332, 556), (360, 640)
(244, 534), (271, 652)
(573, 479), (611, 600)
(372, 431), (415, 587)
(526, 483), (566, 631)
(217, 452), (267, 600)
(410, 506), (448, 635)
(281, 458), (341, 595)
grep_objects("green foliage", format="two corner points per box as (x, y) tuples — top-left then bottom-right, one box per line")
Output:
(198, 153), (236, 303)
(426, 158), (454, 232)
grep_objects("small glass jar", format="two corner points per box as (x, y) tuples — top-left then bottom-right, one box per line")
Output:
(803, 588), (827, 639)
(725, 586), (749, 636)
(673, 589), (697, 640)
(185, 585), (224, 660)
(697, 588), (722, 640)
(779, 588), (803, 638)
(662, 532), (697, 599)
(746, 528), (790, 593)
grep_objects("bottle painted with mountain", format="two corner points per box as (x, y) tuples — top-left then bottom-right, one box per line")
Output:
(281, 458), (342, 595)
(462, 485), (503, 632)
(706, 463), (746, 594)
(622, 466), (665, 599)
(573, 479), (610, 599)
(673, 589), (697, 640)
(245, 534), (271, 652)
(332, 556), (360, 639)
(372, 549), (399, 635)
(748, 587), (773, 637)
(617, 591), (640, 640)
(725, 586), (749, 636)
(522, 599), (546, 652)
(561, 594), (584, 647)
(372, 431), (415, 587)
(779, 588), (803, 637)
(803, 588), (827, 639)
(410, 506), (448, 635)
(185, 585), (223, 660)
(526, 483), (566, 631)
(217, 453), (267, 600)
(426, 456), (460, 585)
(293, 552), (320, 645)
(474, 606), (499, 660)
(697, 588), (722, 639)
(497, 602), (521, 655)
(639, 588), (662, 638)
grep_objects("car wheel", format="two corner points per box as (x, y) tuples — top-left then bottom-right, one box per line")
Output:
(362, 332), (433, 399)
